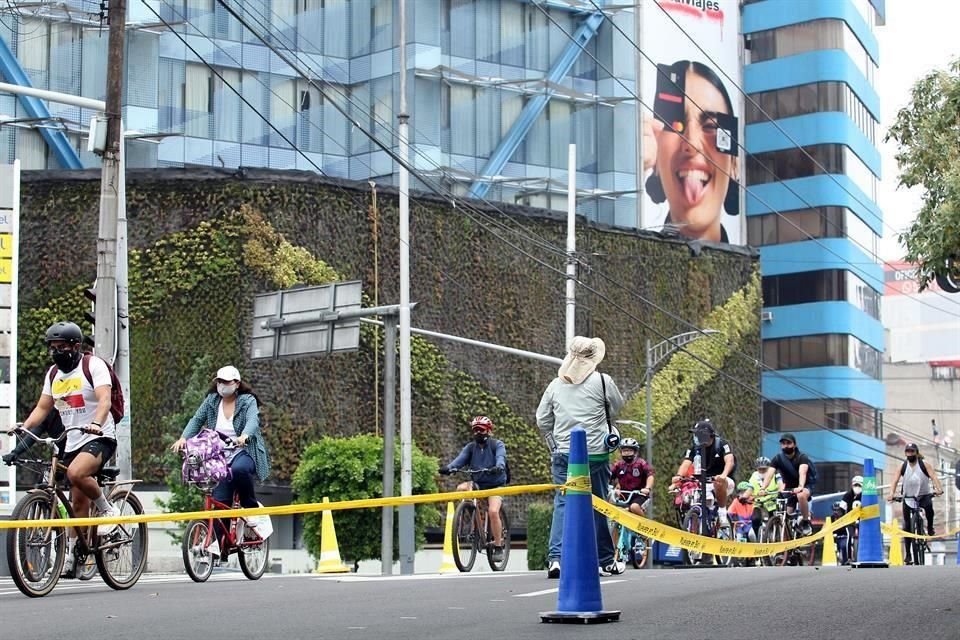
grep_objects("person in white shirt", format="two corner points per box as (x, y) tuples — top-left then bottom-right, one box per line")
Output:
(15, 321), (121, 575)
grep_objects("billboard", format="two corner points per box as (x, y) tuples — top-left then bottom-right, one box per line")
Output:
(0, 161), (19, 515)
(640, 0), (744, 245)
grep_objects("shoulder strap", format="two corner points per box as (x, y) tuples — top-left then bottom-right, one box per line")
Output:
(81, 354), (94, 387)
(48, 365), (58, 385)
(598, 372), (612, 433)
(900, 460), (907, 476)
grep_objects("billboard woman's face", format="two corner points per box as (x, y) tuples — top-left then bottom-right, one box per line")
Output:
(655, 69), (735, 241)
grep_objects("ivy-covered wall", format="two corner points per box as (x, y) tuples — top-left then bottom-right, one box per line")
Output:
(18, 168), (761, 524)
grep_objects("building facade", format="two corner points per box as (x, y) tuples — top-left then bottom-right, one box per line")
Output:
(2, 0), (889, 499)
(743, 0), (888, 501)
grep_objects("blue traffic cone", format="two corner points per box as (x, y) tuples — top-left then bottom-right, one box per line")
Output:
(852, 458), (888, 568)
(540, 427), (620, 624)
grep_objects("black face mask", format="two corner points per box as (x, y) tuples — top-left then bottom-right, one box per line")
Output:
(737, 496), (750, 504)
(473, 433), (489, 445)
(781, 446), (796, 456)
(906, 454), (918, 463)
(50, 346), (81, 372)
(621, 455), (636, 464)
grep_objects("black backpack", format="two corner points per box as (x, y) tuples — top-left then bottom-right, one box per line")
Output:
(900, 459), (931, 479)
(48, 354), (125, 424)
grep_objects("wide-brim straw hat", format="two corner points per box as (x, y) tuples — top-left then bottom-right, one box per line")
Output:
(558, 336), (606, 384)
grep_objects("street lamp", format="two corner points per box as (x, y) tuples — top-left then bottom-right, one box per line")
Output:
(637, 330), (720, 510)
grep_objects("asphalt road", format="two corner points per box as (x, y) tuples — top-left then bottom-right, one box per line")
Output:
(1, 566), (957, 640)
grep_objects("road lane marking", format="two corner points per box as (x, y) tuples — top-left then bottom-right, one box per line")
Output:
(313, 572), (522, 582)
(512, 579), (627, 598)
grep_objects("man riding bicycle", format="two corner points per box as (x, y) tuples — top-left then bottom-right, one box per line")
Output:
(761, 433), (815, 536)
(610, 438), (654, 516)
(440, 416), (507, 562)
(672, 419), (736, 526)
(887, 443), (943, 537)
(8, 322), (121, 576)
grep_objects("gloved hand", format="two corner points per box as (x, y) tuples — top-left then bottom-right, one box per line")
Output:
(439, 466), (451, 475)
(2, 452), (16, 466)
(494, 465), (505, 474)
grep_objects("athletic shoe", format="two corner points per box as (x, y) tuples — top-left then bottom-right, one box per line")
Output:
(600, 561), (625, 576)
(547, 560), (560, 579)
(95, 503), (122, 536)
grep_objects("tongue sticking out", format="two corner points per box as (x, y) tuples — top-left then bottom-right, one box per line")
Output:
(682, 174), (707, 205)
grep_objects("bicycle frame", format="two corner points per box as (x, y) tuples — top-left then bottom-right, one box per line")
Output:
(193, 489), (266, 557)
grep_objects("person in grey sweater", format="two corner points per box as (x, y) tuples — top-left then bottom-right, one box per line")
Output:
(536, 336), (624, 579)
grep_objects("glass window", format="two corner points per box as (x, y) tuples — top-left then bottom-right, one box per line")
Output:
(184, 63), (212, 138)
(762, 334), (879, 376)
(747, 206), (878, 256)
(763, 400), (876, 436)
(761, 269), (880, 320)
(746, 144), (878, 200)
(213, 68), (242, 143)
(750, 19), (877, 85)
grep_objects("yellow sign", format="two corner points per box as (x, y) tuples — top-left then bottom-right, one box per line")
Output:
(0, 234), (11, 259)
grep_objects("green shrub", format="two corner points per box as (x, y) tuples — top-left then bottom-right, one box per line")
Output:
(526, 501), (554, 571)
(292, 434), (439, 564)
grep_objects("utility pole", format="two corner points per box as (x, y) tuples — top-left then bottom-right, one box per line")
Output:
(96, 0), (129, 477)
(397, 0), (415, 575)
(565, 144), (576, 347)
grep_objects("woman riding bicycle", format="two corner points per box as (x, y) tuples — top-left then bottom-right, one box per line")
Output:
(439, 416), (507, 562)
(172, 366), (271, 554)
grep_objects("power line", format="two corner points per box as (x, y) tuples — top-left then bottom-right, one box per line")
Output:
(195, 0), (906, 464)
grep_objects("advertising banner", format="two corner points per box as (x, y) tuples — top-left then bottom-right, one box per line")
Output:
(640, 0), (744, 245)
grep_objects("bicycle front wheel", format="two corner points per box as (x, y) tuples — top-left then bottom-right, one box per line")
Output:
(96, 491), (148, 590)
(913, 513), (927, 566)
(485, 508), (511, 571)
(762, 516), (786, 566)
(452, 501), (478, 572)
(182, 519), (215, 583)
(5, 492), (65, 597)
(238, 522), (271, 580)
(681, 511), (704, 565)
(629, 534), (650, 569)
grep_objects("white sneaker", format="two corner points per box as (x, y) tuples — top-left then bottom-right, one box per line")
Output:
(547, 560), (560, 579)
(61, 553), (76, 579)
(95, 503), (122, 536)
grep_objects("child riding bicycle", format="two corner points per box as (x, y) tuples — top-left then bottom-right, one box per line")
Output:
(439, 416), (507, 562)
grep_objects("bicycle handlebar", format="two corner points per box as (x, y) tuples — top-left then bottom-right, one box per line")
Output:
(449, 467), (496, 475)
(891, 493), (936, 502)
(8, 424), (102, 448)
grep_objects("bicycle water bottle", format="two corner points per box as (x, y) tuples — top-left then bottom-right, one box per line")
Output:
(57, 501), (68, 519)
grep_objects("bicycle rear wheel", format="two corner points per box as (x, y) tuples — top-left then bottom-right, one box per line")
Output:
(182, 519), (215, 582)
(5, 492), (65, 597)
(452, 501), (478, 572)
(96, 491), (148, 590)
(238, 521), (271, 580)
(713, 524), (732, 567)
(485, 508), (511, 571)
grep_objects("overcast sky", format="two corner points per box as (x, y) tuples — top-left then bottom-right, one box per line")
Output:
(877, 0), (960, 260)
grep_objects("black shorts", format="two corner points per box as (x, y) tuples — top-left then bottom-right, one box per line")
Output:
(62, 438), (117, 469)
(626, 493), (649, 508)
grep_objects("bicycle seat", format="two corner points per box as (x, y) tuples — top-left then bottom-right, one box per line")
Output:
(99, 467), (121, 481)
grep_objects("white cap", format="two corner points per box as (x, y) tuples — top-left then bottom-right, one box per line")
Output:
(557, 336), (606, 384)
(214, 365), (241, 382)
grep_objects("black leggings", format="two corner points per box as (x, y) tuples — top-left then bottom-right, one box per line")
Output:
(903, 494), (935, 536)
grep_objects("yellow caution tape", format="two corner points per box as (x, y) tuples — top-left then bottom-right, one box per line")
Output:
(564, 475), (592, 494)
(0, 483), (561, 530)
(880, 522), (960, 541)
(594, 497), (879, 559)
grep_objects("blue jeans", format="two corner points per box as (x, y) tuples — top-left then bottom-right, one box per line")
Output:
(548, 452), (614, 566)
(212, 451), (258, 546)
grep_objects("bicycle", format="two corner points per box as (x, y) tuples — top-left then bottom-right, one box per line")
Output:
(607, 487), (650, 569)
(759, 491), (815, 566)
(893, 494), (934, 566)
(5, 425), (148, 597)
(670, 475), (731, 566)
(831, 502), (858, 565)
(449, 468), (511, 572)
(180, 441), (271, 582)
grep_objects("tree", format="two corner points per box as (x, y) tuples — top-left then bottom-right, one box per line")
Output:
(886, 58), (960, 292)
(292, 434), (439, 566)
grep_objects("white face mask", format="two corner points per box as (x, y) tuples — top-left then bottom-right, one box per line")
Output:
(217, 382), (238, 398)
(853, 486), (862, 496)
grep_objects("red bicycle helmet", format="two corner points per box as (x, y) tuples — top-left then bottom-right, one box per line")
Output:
(470, 416), (494, 433)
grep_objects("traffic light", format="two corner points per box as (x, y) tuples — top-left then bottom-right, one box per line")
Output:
(84, 282), (96, 335)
